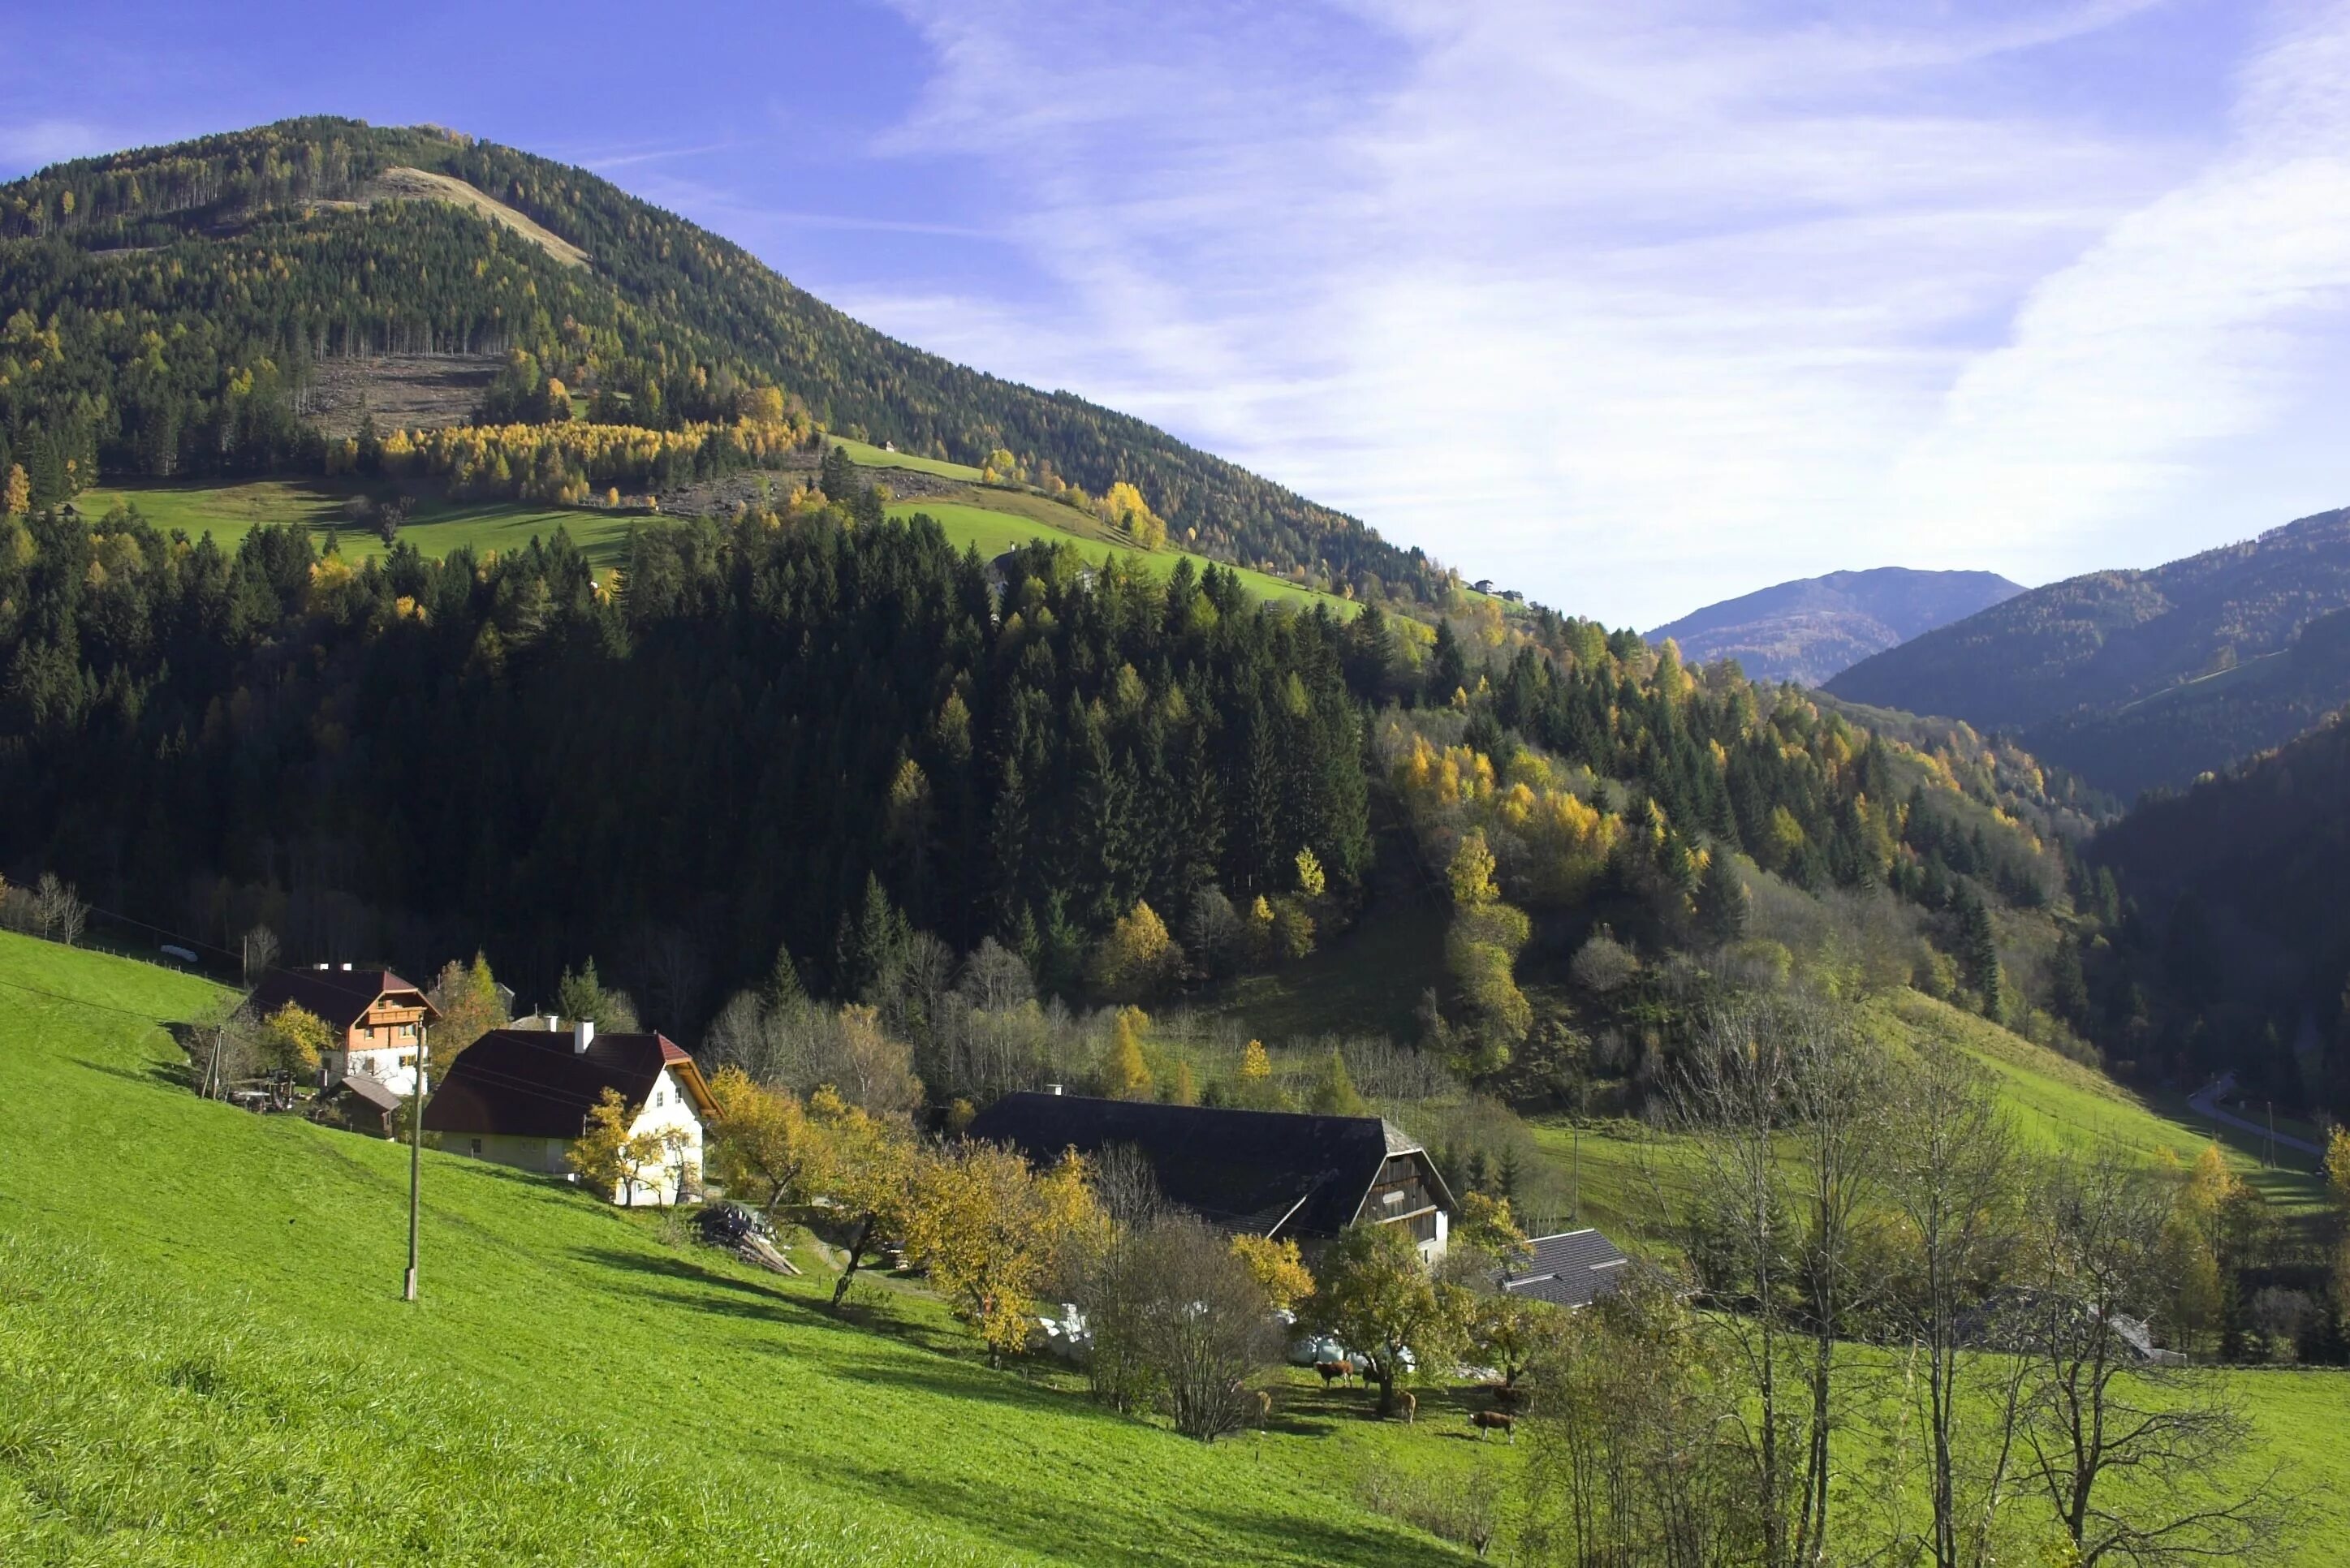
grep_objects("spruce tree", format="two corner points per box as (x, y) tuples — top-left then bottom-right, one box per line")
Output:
(1697, 848), (1749, 943)
(1309, 1047), (1368, 1117)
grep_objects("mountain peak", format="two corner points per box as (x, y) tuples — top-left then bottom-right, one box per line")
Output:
(1647, 566), (2024, 687)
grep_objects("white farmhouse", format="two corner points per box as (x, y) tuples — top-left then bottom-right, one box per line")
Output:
(421, 1019), (718, 1205)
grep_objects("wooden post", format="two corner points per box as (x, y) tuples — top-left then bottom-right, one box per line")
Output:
(404, 1025), (425, 1302)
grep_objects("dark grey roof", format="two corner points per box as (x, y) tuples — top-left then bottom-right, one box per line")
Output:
(330, 1070), (404, 1113)
(1501, 1228), (1632, 1308)
(422, 1027), (711, 1140)
(964, 1092), (1448, 1240)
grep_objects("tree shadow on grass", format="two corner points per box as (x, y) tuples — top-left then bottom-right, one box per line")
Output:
(783, 1447), (1457, 1568)
(71, 1055), (192, 1093)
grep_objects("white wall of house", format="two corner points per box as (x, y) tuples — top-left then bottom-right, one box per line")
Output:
(327, 1045), (420, 1097)
(443, 1066), (705, 1205)
(614, 1066), (705, 1207)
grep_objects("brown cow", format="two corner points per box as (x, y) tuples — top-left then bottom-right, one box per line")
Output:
(1397, 1391), (1416, 1425)
(1471, 1411), (1516, 1444)
(1314, 1359), (1352, 1390)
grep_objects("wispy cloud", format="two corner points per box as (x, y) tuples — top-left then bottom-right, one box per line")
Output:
(0, 118), (120, 172)
(852, 0), (2350, 627)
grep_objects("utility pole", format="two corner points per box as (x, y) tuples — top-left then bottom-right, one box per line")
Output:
(1572, 1126), (1580, 1224)
(404, 1024), (427, 1302)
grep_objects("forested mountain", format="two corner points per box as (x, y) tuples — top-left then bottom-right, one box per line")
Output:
(0, 118), (1447, 601)
(2089, 711), (2350, 1113)
(0, 477), (2089, 1054)
(1647, 566), (2021, 687)
(1825, 506), (2350, 795)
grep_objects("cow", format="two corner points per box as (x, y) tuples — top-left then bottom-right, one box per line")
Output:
(1314, 1359), (1352, 1390)
(1471, 1411), (1516, 1444)
(1397, 1391), (1416, 1425)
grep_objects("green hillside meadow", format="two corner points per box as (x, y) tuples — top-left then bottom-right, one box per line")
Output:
(72, 473), (1356, 615)
(5, 932), (2347, 1562)
(0, 932), (1494, 1566)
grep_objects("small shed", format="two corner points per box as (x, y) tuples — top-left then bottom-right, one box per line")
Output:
(315, 1070), (404, 1138)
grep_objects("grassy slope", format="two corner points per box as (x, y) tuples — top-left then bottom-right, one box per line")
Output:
(75, 476), (1352, 615)
(0, 933), (1494, 1566)
(1517, 990), (2326, 1245)
(76, 479), (631, 573)
(834, 436), (984, 481)
(887, 498), (1360, 617)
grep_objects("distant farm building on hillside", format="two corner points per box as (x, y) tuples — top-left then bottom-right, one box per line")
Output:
(247, 964), (438, 1096)
(1498, 1228), (1633, 1309)
(421, 1019), (716, 1205)
(965, 1092), (1458, 1263)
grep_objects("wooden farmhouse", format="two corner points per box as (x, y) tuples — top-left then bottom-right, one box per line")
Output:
(966, 1092), (1459, 1263)
(421, 1019), (718, 1206)
(247, 964), (438, 1096)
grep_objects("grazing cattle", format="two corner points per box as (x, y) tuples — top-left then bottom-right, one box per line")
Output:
(1397, 1392), (1416, 1425)
(1256, 1389), (1273, 1428)
(1471, 1411), (1516, 1443)
(1314, 1359), (1352, 1389)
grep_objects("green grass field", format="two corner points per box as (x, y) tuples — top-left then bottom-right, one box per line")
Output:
(77, 478), (635, 573)
(889, 498), (1360, 618)
(1516, 989), (2327, 1247)
(835, 437), (985, 481)
(0, 933), (1498, 1566)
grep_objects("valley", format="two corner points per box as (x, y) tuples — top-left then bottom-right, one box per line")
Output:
(3, 110), (2349, 1568)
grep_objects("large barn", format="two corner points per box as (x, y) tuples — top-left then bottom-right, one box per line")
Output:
(964, 1092), (1458, 1263)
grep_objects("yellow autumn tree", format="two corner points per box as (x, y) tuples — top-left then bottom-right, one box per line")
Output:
(705, 1068), (816, 1215)
(904, 1144), (1106, 1363)
(258, 1002), (332, 1075)
(1089, 899), (1185, 1001)
(1097, 480), (1166, 550)
(567, 1086), (667, 1206)
(1103, 1006), (1154, 1100)
(1449, 829), (1499, 905)
(1231, 1234), (1315, 1312)
(2, 463), (28, 517)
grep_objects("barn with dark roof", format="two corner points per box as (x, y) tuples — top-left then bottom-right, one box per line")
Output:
(964, 1092), (1458, 1261)
(422, 1019), (718, 1205)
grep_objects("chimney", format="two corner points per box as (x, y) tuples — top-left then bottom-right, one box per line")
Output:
(340, 962), (353, 971)
(1046, 1082), (1064, 1096)
(543, 1013), (560, 1032)
(314, 963), (330, 971)
(576, 1019), (595, 1054)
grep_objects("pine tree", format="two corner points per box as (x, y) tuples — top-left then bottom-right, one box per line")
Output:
(1309, 1047), (1368, 1117)
(765, 941), (804, 1008)
(1697, 848), (1748, 942)
(1959, 890), (2003, 1021)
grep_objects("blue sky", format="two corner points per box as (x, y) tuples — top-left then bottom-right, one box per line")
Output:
(5, 0), (2348, 628)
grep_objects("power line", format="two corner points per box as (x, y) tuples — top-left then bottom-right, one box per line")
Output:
(0, 973), (186, 1022)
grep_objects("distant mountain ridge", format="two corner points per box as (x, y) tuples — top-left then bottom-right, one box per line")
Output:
(1647, 567), (2024, 687)
(1826, 506), (2350, 798)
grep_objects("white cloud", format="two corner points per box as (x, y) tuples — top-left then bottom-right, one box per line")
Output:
(0, 118), (118, 171)
(853, 0), (2350, 626)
